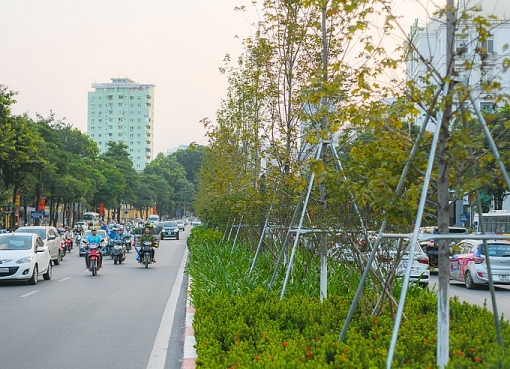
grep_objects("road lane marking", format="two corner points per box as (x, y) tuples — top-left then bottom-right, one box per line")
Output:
(20, 291), (38, 298)
(59, 277), (71, 282)
(147, 247), (188, 369)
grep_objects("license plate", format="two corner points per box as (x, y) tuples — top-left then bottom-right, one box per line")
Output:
(500, 275), (509, 282)
(0, 267), (9, 273)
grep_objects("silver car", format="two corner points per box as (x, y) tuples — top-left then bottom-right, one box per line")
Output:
(15, 226), (62, 265)
(450, 239), (510, 289)
(375, 238), (430, 286)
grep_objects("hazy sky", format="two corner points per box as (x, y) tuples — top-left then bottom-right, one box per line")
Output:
(1, 0), (429, 155)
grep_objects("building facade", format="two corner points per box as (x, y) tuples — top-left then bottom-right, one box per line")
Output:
(406, 0), (510, 119)
(87, 77), (155, 171)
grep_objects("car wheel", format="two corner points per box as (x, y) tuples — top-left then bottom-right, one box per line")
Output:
(28, 265), (38, 285)
(176, 234), (179, 240)
(53, 251), (61, 265)
(43, 262), (52, 280)
(465, 270), (477, 290)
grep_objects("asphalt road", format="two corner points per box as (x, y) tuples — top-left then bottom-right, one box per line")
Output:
(429, 274), (510, 317)
(0, 228), (190, 369)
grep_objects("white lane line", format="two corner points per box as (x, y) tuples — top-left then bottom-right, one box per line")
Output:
(146, 247), (188, 369)
(20, 291), (39, 298)
(59, 277), (71, 282)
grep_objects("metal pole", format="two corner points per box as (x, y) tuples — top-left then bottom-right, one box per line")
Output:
(386, 83), (448, 368)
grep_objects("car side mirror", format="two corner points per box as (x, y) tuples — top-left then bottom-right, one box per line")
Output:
(36, 246), (45, 253)
(49, 234), (56, 240)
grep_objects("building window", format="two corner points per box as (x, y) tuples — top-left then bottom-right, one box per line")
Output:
(480, 37), (494, 54)
(130, 96), (134, 100)
(91, 97), (95, 102)
(118, 95), (124, 99)
(480, 101), (495, 113)
(455, 36), (468, 54)
(98, 119), (102, 122)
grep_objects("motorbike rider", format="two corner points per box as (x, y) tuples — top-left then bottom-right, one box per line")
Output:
(139, 224), (156, 262)
(63, 226), (74, 249)
(84, 227), (104, 268)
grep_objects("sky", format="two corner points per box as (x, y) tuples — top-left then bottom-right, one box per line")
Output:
(1, 0), (432, 156)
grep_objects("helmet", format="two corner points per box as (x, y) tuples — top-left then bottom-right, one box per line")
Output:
(91, 227), (98, 231)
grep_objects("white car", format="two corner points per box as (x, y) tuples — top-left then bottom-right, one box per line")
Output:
(376, 238), (430, 286)
(176, 220), (185, 231)
(15, 226), (62, 265)
(450, 239), (510, 289)
(0, 233), (52, 285)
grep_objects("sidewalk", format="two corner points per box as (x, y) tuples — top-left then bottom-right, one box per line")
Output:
(182, 277), (196, 369)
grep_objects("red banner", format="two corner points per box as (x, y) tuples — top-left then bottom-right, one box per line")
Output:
(98, 203), (105, 216)
(153, 205), (157, 215)
(38, 197), (46, 211)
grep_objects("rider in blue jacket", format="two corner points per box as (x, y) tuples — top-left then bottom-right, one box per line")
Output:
(85, 227), (103, 268)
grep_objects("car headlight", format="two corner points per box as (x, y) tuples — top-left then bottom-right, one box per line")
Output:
(16, 255), (35, 264)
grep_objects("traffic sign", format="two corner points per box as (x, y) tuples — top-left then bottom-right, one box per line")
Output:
(459, 213), (469, 222)
(30, 211), (45, 219)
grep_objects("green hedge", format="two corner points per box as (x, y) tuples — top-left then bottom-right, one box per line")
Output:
(187, 226), (510, 368)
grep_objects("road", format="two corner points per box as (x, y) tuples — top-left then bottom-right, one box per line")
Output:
(429, 274), (510, 317)
(0, 228), (190, 369)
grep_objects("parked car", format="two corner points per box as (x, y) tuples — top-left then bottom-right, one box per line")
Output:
(176, 220), (185, 231)
(79, 229), (108, 256)
(376, 238), (430, 286)
(449, 239), (510, 289)
(418, 226), (469, 268)
(15, 226), (62, 265)
(0, 233), (52, 285)
(160, 221), (179, 240)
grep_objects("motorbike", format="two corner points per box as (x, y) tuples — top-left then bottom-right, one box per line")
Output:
(84, 242), (103, 276)
(112, 239), (126, 265)
(139, 241), (154, 268)
(75, 234), (82, 249)
(123, 236), (132, 253)
(59, 239), (67, 261)
(103, 238), (114, 258)
(64, 236), (73, 252)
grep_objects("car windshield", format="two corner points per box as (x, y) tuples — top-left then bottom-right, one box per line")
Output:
(15, 227), (46, 238)
(0, 235), (32, 250)
(162, 222), (178, 228)
(478, 243), (510, 257)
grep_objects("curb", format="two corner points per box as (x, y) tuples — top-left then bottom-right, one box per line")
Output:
(182, 277), (196, 369)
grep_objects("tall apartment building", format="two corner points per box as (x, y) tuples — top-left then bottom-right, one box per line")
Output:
(406, 0), (510, 119)
(87, 77), (155, 171)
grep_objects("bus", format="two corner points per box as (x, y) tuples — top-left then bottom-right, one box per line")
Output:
(473, 210), (510, 234)
(82, 212), (101, 227)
